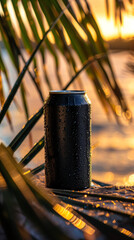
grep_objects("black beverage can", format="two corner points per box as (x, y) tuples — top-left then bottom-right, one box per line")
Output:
(44, 90), (91, 190)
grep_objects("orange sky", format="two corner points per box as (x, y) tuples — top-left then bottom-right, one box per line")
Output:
(89, 0), (134, 40)
(0, 0), (134, 41)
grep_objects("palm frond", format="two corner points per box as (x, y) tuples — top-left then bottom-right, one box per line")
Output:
(1, 144), (134, 239)
(0, 51), (11, 89)
(9, 107), (43, 151)
(106, 0), (133, 24)
(0, 2), (71, 123)
(0, 143), (97, 240)
(0, 69), (13, 129)
(20, 137), (44, 166)
(0, 0), (132, 125)
(0, 1), (134, 238)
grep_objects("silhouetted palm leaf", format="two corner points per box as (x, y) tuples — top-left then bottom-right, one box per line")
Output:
(0, 1), (134, 239)
(0, 0), (132, 124)
(1, 144), (134, 239)
(106, 0), (133, 24)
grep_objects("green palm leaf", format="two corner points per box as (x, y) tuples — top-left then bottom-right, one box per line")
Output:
(0, 1), (134, 239)
(9, 107), (43, 151)
(0, 70), (13, 129)
(0, 3), (71, 123)
(0, 0), (132, 124)
(0, 15), (31, 123)
(0, 143), (97, 239)
(7, 52), (110, 154)
(0, 51), (11, 89)
(20, 137), (44, 166)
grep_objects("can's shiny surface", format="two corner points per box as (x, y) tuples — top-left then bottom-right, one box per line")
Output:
(44, 90), (91, 190)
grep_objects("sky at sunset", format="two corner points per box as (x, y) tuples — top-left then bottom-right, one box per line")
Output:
(89, 0), (134, 39)
(0, 0), (134, 40)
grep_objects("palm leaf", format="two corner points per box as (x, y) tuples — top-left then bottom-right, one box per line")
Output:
(11, 0), (33, 52)
(76, 210), (134, 240)
(7, 52), (110, 154)
(0, 0), (132, 123)
(9, 107), (43, 152)
(1, 190), (25, 240)
(0, 1), (134, 239)
(0, 70), (13, 129)
(30, 163), (45, 175)
(0, 16), (19, 70)
(20, 137), (44, 166)
(0, 7), (45, 103)
(0, 7), (42, 105)
(58, 195), (134, 219)
(105, 0), (110, 17)
(0, 51), (11, 89)
(30, 0), (63, 87)
(0, 15), (31, 124)
(21, 0), (45, 71)
(0, 2), (71, 123)
(0, 144), (98, 239)
(1, 144), (134, 239)
(106, 0), (133, 24)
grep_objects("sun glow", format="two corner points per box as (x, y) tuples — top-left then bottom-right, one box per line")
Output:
(0, 0), (134, 41)
(124, 174), (134, 186)
(96, 15), (134, 40)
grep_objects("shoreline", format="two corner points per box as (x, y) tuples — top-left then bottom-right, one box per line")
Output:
(0, 37), (134, 51)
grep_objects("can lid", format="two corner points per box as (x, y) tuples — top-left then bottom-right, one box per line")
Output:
(50, 90), (85, 95)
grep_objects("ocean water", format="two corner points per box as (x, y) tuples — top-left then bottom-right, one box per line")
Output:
(1, 49), (134, 186)
(91, 51), (134, 185)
